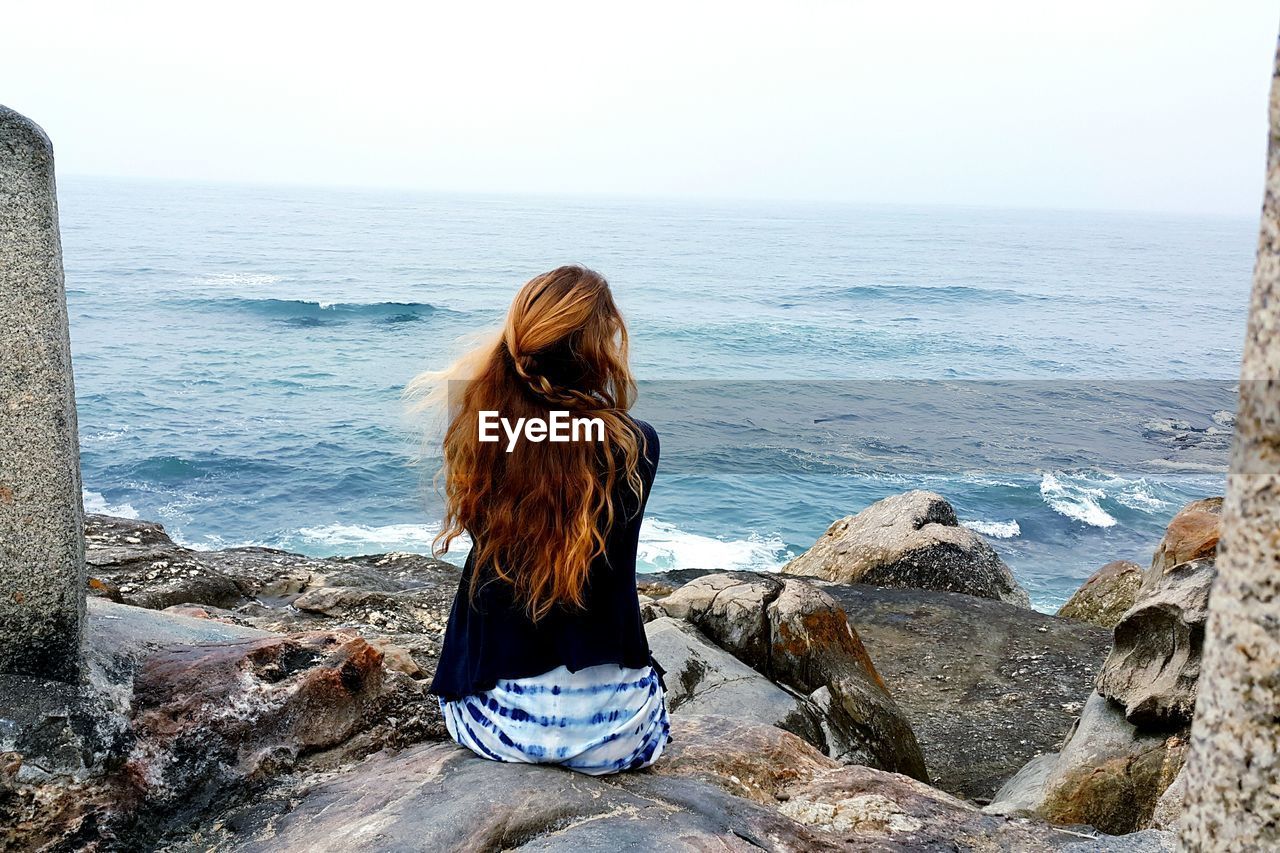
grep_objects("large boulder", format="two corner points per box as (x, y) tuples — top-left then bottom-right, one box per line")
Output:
(782, 491), (1030, 607)
(989, 500), (1221, 834)
(657, 573), (927, 779)
(1056, 560), (1143, 628)
(188, 740), (846, 852)
(646, 616), (821, 744)
(988, 691), (1187, 835)
(186, 719), (1174, 853)
(0, 598), (439, 850)
(1145, 498), (1221, 582)
(1095, 559), (1214, 727)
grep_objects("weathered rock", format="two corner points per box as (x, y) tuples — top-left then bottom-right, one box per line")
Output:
(999, 691), (1188, 835)
(820, 582), (1111, 801)
(646, 616), (821, 745)
(85, 514), (459, 669)
(1148, 762), (1186, 832)
(1180, 40), (1280, 848)
(0, 105), (86, 682)
(659, 573), (926, 779)
(1057, 560), (1143, 628)
(1095, 559), (1214, 727)
(655, 715), (842, 804)
(189, 741), (847, 852)
(1145, 497), (1221, 584)
(1, 596), (442, 850)
(782, 490), (1030, 606)
(181, 728), (1174, 853)
(657, 717), (1171, 851)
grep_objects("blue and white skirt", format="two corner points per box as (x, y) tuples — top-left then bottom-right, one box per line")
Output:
(439, 663), (670, 776)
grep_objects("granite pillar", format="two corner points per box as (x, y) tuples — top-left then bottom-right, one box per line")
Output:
(0, 105), (86, 682)
(1179, 39), (1280, 850)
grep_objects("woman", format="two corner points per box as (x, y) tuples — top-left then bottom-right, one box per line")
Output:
(416, 265), (669, 775)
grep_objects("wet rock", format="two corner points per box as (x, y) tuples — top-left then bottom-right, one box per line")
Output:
(1145, 498), (1221, 584)
(1057, 560), (1143, 628)
(659, 573), (926, 779)
(819, 582), (1111, 801)
(1096, 559), (1214, 727)
(782, 490), (1030, 606)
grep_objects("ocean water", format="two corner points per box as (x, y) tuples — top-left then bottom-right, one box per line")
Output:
(60, 177), (1256, 610)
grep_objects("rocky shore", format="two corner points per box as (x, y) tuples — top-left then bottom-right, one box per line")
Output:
(2, 490), (1218, 851)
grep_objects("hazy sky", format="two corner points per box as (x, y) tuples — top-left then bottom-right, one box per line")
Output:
(4, 2), (1277, 215)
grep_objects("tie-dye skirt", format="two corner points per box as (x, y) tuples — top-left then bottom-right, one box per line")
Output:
(438, 662), (671, 775)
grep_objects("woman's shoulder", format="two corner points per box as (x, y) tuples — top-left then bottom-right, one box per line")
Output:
(627, 416), (660, 465)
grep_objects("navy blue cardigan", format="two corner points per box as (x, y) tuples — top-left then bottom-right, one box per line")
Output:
(429, 419), (660, 701)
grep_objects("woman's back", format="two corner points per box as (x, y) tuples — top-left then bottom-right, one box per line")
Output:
(416, 265), (670, 775)
(429, 418), (660, 701)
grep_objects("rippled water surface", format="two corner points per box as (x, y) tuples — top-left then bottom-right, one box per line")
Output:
(61, 177), (1256, 609)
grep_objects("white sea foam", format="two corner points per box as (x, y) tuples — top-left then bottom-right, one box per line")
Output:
(83, 490), (140, 519)
(637, 518), (794, 573)
(1038, 472), (1117, 528)
(201, 272), (282, 287)
(294, 521), (460, 555)
(961, 519), (1021, 539)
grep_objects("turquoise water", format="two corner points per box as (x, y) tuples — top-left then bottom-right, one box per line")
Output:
(60, 176), (1255, 609)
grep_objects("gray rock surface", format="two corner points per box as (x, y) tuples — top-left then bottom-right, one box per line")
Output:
(1056, 560), (1143, 628)
(818, 581), (1111, 801)
(85, 514), (458, 667)
(991, 504), (1217, 834)
(1, 595), (438, 851)
(782, 490), (1030, 606)
(647, 615), (816, 737)
(0, 105), (86, 681)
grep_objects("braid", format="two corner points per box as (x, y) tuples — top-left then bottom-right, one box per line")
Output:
(506, 344), (604, 410)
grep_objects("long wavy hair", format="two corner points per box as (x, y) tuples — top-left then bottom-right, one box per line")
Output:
(407, 265), (645, 621)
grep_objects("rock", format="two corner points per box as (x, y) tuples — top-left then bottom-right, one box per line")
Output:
(189, 741), (846, 851)
(1, 597), (442, 850)
(1013, 692), (1188, 835)
(782, 490), (1030, 607)
(366, 637), (424, 678)
(1148, 762), (1186, 832)
(183, 723), (1174, 853)
(646, 616), (821, 744)
(1057, 560), (1143, 628)
(986, 753), (1057, 817)
(84, 514), (460, 670)
(819, 582), (1111, 801)
(1146, 498), (1221, 584)
(0, 106), (86, 682)
(992, 502), (1222, 835)
(659, 573), (927, 779)
(1095, 559), (1214, 727)
(655, 715), (842, 804)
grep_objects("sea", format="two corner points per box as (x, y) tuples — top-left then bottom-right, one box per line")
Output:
(60, 176), (1257, 611)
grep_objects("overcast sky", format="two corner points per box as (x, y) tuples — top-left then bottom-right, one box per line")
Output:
(4, 2), (1277, 215)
